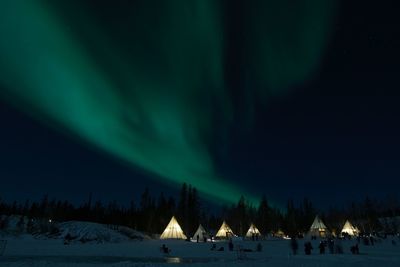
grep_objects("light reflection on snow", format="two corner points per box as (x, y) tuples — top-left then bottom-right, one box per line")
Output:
(165, 257), (182, 263)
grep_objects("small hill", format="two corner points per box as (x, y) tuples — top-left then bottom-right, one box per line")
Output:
(0, 215), (150, 243)
(59, 221), (149, 243)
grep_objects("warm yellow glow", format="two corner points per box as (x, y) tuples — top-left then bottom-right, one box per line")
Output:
(160, 216), (187, 239)
(245, 223), (261, 237)
(192, 224), (208, 240)
(215, 221), (235, 238)
(309, 215), (328, 237)
(341, 220), (359, 236)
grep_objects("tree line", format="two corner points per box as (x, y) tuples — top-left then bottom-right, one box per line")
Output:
(0, 183), (399, 236)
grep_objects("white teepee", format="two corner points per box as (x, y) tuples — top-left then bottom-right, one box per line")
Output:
(192, 224), (208, 241)
(245, 223), (261, 238)
(215, 221), (235, 238)
(274, 229), (285, 237)
(309, 215), (328, 237)
(341, 220), (359, 236)
(160, 216), (187, 239)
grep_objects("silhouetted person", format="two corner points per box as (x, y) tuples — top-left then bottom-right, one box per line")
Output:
(335, 238), (343, 254)
(256, 242), (262, 252)
(196, 234), (199, 243)
(228, 239), (234, 251)
(203, 236), (207, 242)
(328, 238), (334, 254)
(350, 244), (359, 254)
(161, 244), (170, 254)
(319, 241), (325, 254)
(304, 242), (313, 255)
(291, 238), (299, 255)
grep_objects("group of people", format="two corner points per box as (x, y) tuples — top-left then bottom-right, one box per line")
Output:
(359, 235), (375, 246)
(290, 237), (358, 255)
(250, 233), (259, 241)
(210, 243), (224, 251)
(163, 235), (390, 257)
(210, 239), (262, 252)
(195, 234), (208, 243)
(161, 244), (171, 254)
(316, 238), (344, 254)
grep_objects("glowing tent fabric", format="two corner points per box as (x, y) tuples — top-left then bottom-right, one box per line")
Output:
(215, 221), (235, 238)
(160, 216), (187, 239)
(245, 223), (261, 238)
(274, 229), (285, 237)
(309, 215), (328, 237)
(341, 220), (359, 236)
(192, 224), (208, 241)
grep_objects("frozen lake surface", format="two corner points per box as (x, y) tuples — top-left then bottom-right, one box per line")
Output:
(1, 235), (400, 266)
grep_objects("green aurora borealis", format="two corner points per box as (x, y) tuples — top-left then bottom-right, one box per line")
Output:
(0, 1), (335, 204)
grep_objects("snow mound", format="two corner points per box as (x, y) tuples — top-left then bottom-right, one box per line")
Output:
(59, 221), (149, 243)
(117, 225), (150, 241)
(1, 215), (151, 243)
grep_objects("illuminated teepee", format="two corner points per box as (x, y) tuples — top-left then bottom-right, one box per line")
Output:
(341, 220), (359, 236)
(245, 223), (261, 238)
(215, 221), (235, 238)
(309, 215), (328, 237)
(274, 229), (285, 237)
(160, 216), (187, 239)
(192, 224), (208, 241)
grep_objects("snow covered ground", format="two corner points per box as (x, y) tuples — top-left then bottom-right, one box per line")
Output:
(1, 217), (399, 266)
(1, 235), (400, 267)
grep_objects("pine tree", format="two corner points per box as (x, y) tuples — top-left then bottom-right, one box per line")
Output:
(364, 196), (378, 233)
(236, 195), (247, 236)
(16, 215), (25, 233)
(285, 199), (298, 237)
(301, 198), (315, 232)
(157, 192), (168, 233)
(177, 183), (188, 235)
(139, 187), (151, 231)
(257, 195), (271, 234)
(39, 194), (49, 218)
(167, 196), (176, 217)
(188, 186), (200, 235)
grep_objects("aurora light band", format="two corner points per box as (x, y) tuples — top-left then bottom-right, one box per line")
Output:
(0, 0), (335, 204)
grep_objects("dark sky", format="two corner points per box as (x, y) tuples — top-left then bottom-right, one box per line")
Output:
(0, 0), (399, 209)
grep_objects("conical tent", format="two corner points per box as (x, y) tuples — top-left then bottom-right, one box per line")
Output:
(309, 215), (328, 237)
(341, 220), (359, 236)
(245, 223), (261, 238)
(215, 221), (235, 238)
(192, 224), (208, 240)
(160, 216), (187, 239)
(274, 229), (285, 237)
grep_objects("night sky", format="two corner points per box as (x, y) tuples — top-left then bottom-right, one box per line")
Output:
(0, 1), (399, 208)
